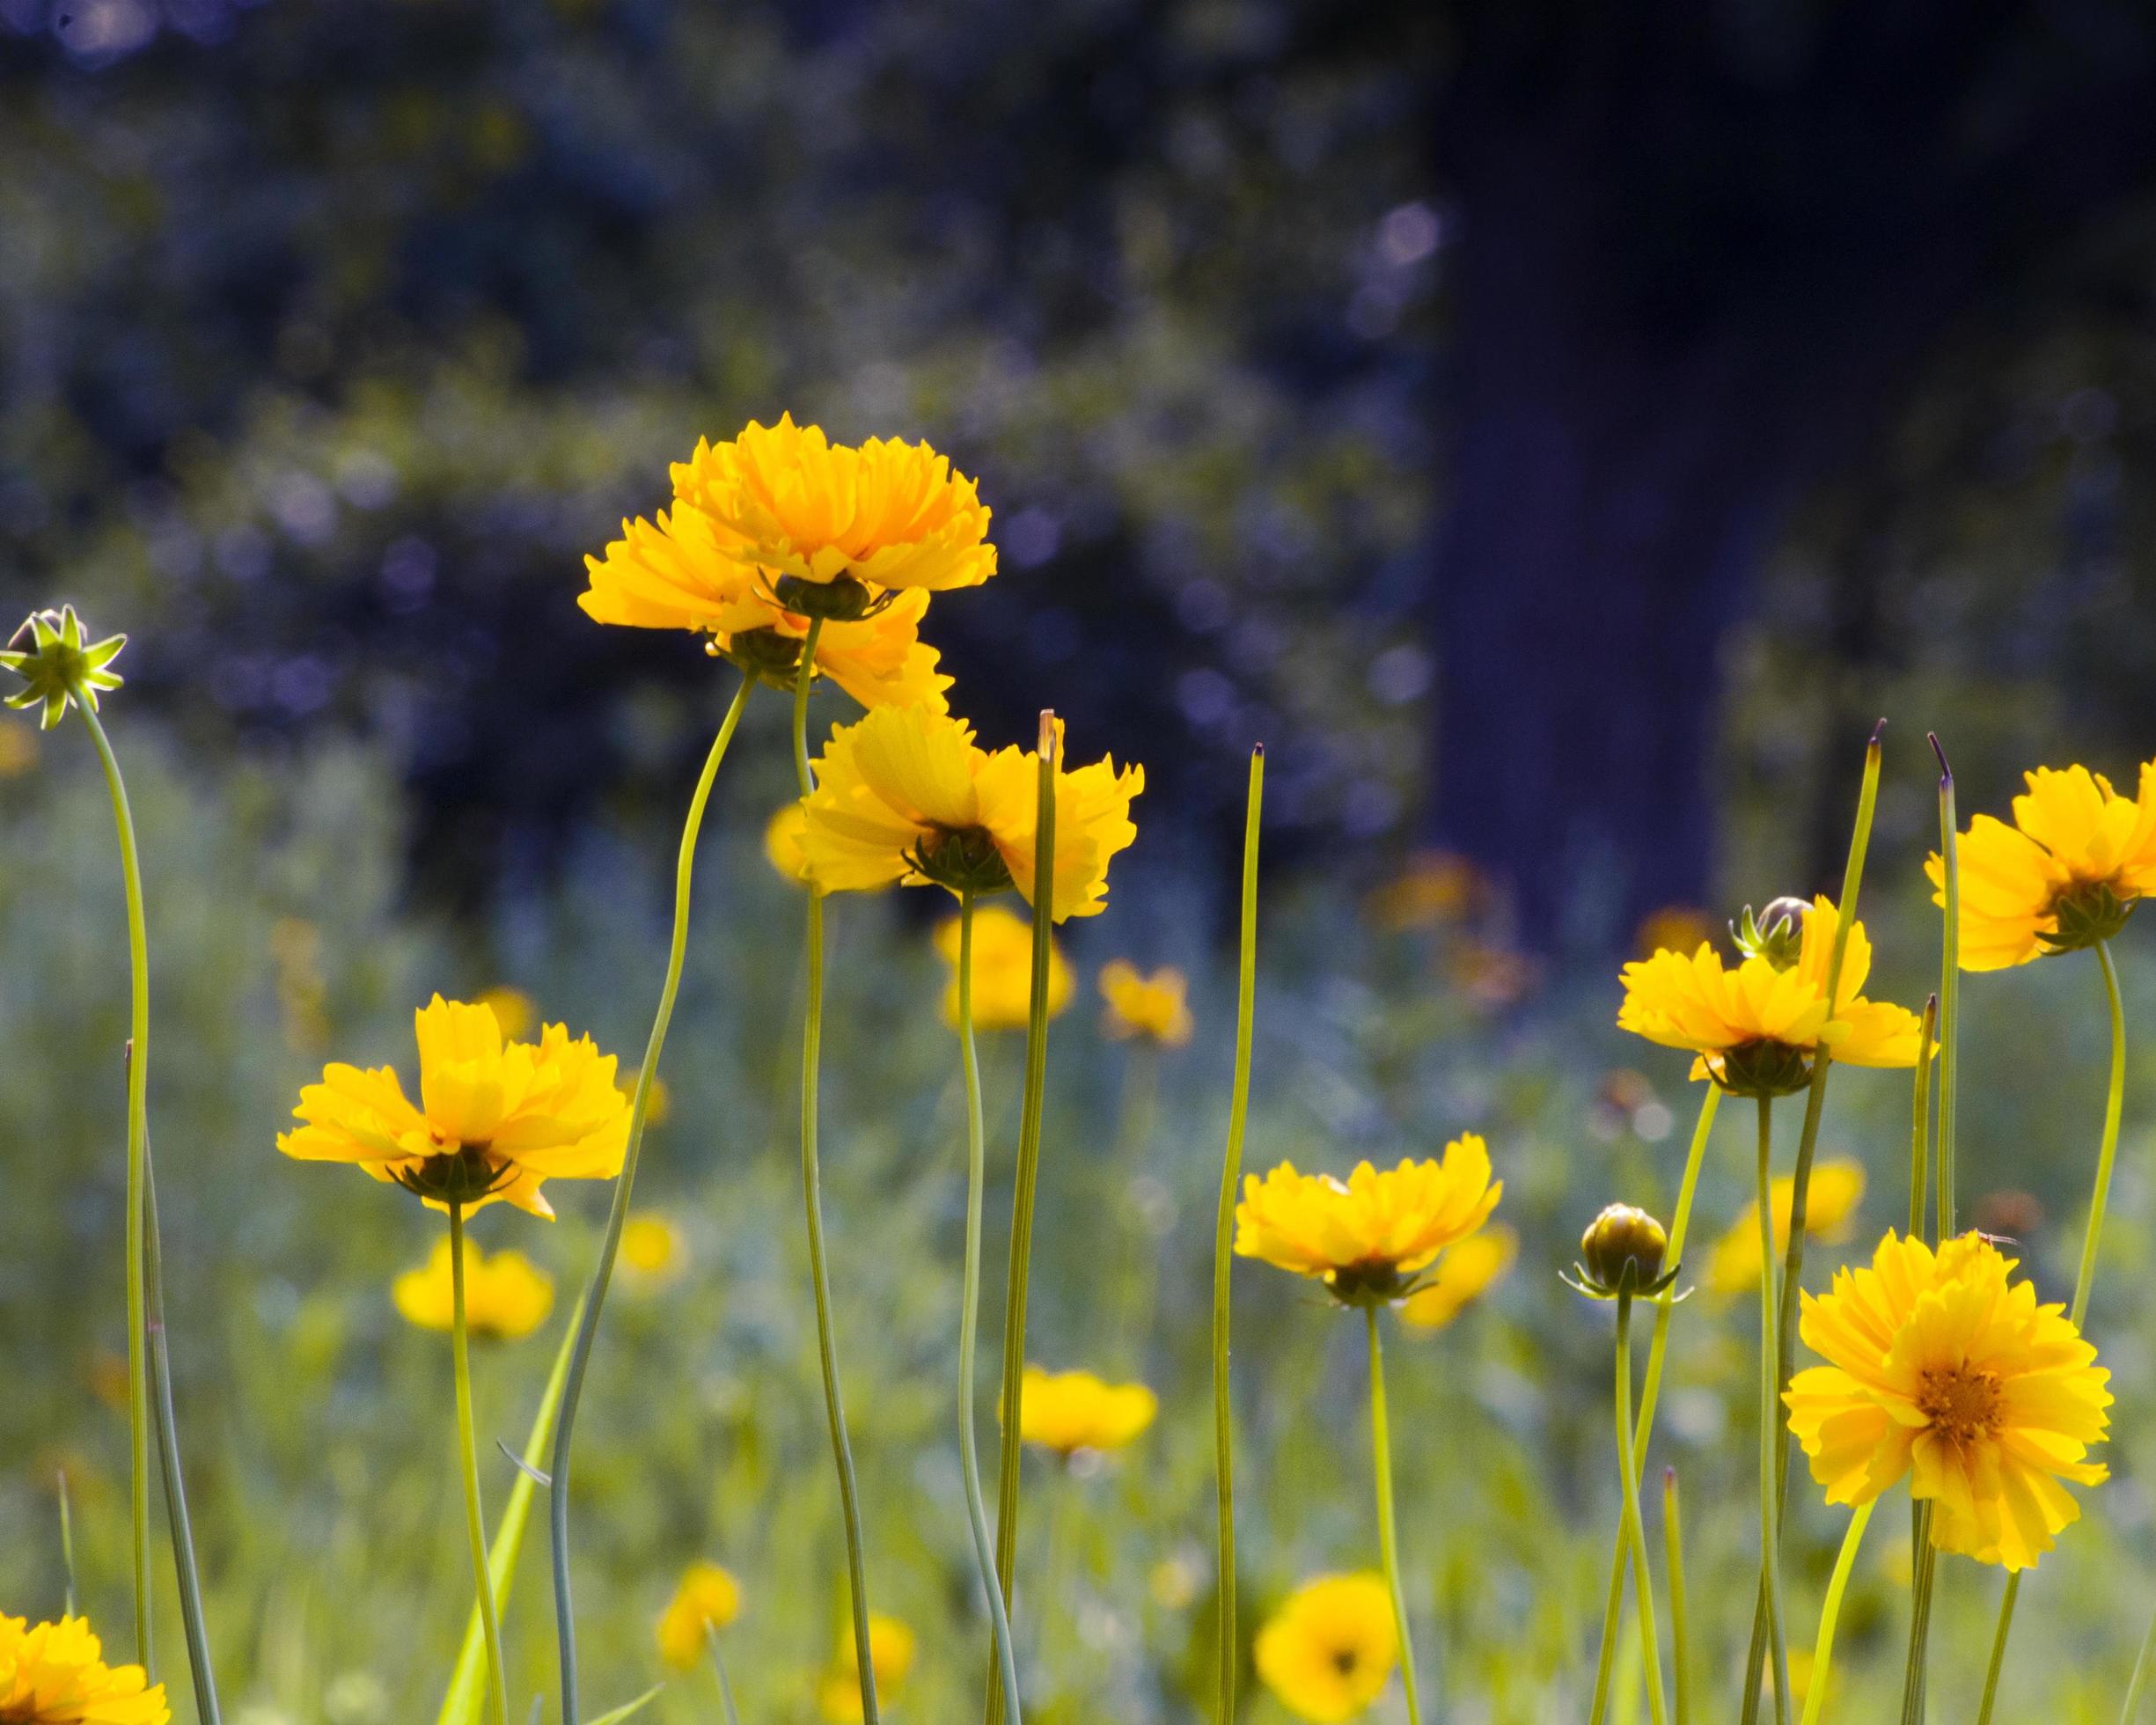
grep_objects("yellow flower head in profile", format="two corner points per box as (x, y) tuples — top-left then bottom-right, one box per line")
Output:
(1617, 895), (1926, 1096)
(1785, 1230), (2111, 1572)
(1399, 1224), (1517, 1331)
(1018, 1366), (1159, 1456)
(1254, 1574), (1398, 1723)
(278, 995), (632, 1218)
(619, 1212), (687, 1293)
(1098, 960), (1193, 1047)
(1236, 1137), (1502, 1305)
(392, 1238), (554, 1340)
(933, 907), (1073, 1031)
(655, 1560), (742, 1670)
(1928, 760), (2156, 968)
(766, 804), (814, 887)
(798, 705), (1142, 921)
(0, 1612), (169, 1724)
(817, 1614), (917, 1722)
(1705, 1159), (1866, 1297)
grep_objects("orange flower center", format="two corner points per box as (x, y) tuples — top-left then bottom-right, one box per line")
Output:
(1918, 1363), (2003, 1445)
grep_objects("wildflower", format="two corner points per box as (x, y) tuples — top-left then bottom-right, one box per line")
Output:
(1705, 1158), (1866, 1296)
(1098, 959), (1193, 1046)
(277, 995), (632, 1217)
(0, 1611), (169, 1724)
(1018, 1366), (1159, 1456)
(1254, 1575), (1398, 1723)
(655, 1561), (742, 1671)
(620, 1068), (671, 1127)
(0, 725), (38, 776)
(619, 1213), (687, 1292)
(766, 804), (814, 885)
(0, 606), (126, 730)
(1399, 1225), (1516, 1331)
(1785, 1230), (2111, 1571)
(1928, 761), (2156, 966)
(1235, 1138), (1502, 1305)
(934, 906), (1072, 1030)
(797, 704), (1141, 920)
(1617, 895), (1926, 1096)
(392, 1238), (554, 1340)
(816, 1614), (916, 1722)
(475, 986), (536, 1042)
(1569, 1203), (1676, 1298)
(1364, 851), (1481, 931)
(1635, 903), (1717, 961)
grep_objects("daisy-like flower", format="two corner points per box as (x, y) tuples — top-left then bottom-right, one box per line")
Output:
(1254, 1575), (1399, 1724)
(1785, 1230), (2112, 1572)
(1617, 895), (1927, 1096)
(1927, 761), (2156, 967)
(1, 606), (126, 731)
(816, 1614), (916, 1723)
(654, 1560), (743, 1671)
(1399, 1224), (1517, 1331)
(934, 906), (1072, 1030)
(797, 704), (1142, 921)
(277, 995), (632, 1217)
(1705, 1158), (1866, 1297)
(392, 1238), (555, 1340)
(1097, 959), (1193, 1047)
(1235, 1137), (1502, 1305)
(0, 1612), (168, 1724)
(1017, 1366), (1158, 1457)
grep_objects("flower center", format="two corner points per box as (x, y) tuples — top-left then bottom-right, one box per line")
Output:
(1330, 1646), (1361, 1677)
(1917, 1363), (2003, 1445)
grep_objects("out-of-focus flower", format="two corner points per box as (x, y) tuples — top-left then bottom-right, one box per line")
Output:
(392, 1238), (554, 1340)
(1928, 761), (2156, 966)
(1364, 851), (1481, 931)
(0, 1611), (169, 1723)
(619, 1213), (687, 1293)
(0, 606), (126, 730)
(1974, 1188), (2045, 1241)
(933, 907), (1072, 1031)
(766, 804), (814, 886)
(0, 724), (39, 777)
(816, 1614), (916, 1721)
(620, 1067), (671, 1127)
(1705, 1159), (1866, 1296)
(475, 986), (536, 1043)
(1254, 1574), (1397, 1723)
(270, 917), (331, 1054)
(277, 995), (631, 1218)
(655, 1561), (742, 1670)
(1786, 1230), (2111, 1571)
(1399, 1225), (1516, 1331)
(1454, 940), (1535, 1009)
(1098, 960), (1192, 1046)
(1634, 904), (1717, 961)
(1018, 1366), (1158, 1456)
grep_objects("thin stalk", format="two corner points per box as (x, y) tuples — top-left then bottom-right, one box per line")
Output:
(706, 1625), (744, 1725)
(1663, 1470), (1691, 1725)
(1365, 1307), (1426, 1725)
(1610, 1294), (1666, 1725)
(58, 1472), (76, 1619)
(1211, 746), (1264, 1723)
(2121, 1597), (2156, 1723)
(1756, 1097), (1790, 1725)
(1901, 1523), (1937, 1725)
(449, 1202), (510, 1725)
(549, 672), (752, 1725)
(1802, 1502), (1874, 1725)
(1910, 997), (1938, 1241)
(957, 892), (1028, 1723)
(1932, 735), (1960, 1242)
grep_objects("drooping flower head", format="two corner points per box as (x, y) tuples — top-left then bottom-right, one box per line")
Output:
(1097, 959), (1193, 1047)
(1617, 895), (1927, 1096)
(1235, 1138), (1502, 1305)
(1399, 1224), (1516, 1331)
(392, 1238), (555, 1340)
(1, 606), (126, 731)
(816, 1614), (916, 1722)
(655, 1561), (743, 1671)
(933, 906), (1072, 1030)
(1785, 1230), (2111, 1572)
(1705, 1158), (1866, 1297)
(0, 1613), (168, 1724)
(797, 704), (1141, 921)
(1928, 761), (2156, 968)
(278, 995), (632, 1217)
(1254, 1574), (1398, 1723)
(1017, 1366), (1159, 1457)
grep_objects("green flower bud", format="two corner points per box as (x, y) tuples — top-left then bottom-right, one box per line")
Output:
(1731, 896), (1810, 971)
(1580, 1203), (1669, 1295)
(0, 606), (126, 730)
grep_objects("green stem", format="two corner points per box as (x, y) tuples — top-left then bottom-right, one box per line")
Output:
(1933, 737), (1960, 1242)
(549, 672), (752, 1725)
(1756, 1097), (1790, 1725)
(1663, 1469), (1691, 1725)
(706, 1625), (744, 1725)
(1901, 1516), (1937, 1725)
(1366, 1306), (1426, 1725)
(2121, 1593), (2156, 1723)
(449, 1202), (510, 1725)
(957, 892), (1028, 1724)
(1212, 746), (1264, 1724)
(1610, 1294), (1666, 1725)
(1801, 1502), (1874, 1725)
(1910, 996), (1938, 1242)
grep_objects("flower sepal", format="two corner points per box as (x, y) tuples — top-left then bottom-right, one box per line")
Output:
(1730, 896), (1810, 971)
(1702, 1037), (1815, 1098)
(390, 1142), (520, 1208)
(1, 605), (127, 730)
(770, 572), (893, 622)
(2039, 880), (2137, 954)
(1566, 1202), (1684, 1301)
(711, 625), (810, 691)
(907, 824), (1017, 897)
(1323, 1261), (1432, 1310)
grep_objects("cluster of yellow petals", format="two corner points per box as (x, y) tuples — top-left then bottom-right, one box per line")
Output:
(1929, 760), (2156, 968)
(1017, 1366), (1158, 1455)
(1254, 1574), (1399, 1723)
(0, 1614), (168, 1725)
(1705, 1159), (1866, 1297)
(1235, 1136), (1502, 1288)
(934, 906), (1072, 1030)
(1097, 959), (1193, 1046)
(815, 1614), (917, 1722)
(1399, 1223), (1517, 1331)
(654, 1560), (742, 1670)
(277, 995), (631, 1218)
(1617, 896), (1927, 1084)
(392, 1237), (555, 1340)
(1785, 1230), (2111, 1573)
(619, 1212), (687, 1292)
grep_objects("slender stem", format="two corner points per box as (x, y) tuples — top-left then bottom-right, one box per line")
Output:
(1801, 1502), (1874, 1725)
(1910, 996), (1938, 1242)
(450, 1203), (510, 1725)
(1212, 746), (1264, 1724)
(957, 892), (1028, 1723)
(706, 1625), (744, 1725)
(58, 1472), (76, 1619)
(2121, 1593), (2156, 1724)
(1610, 1294), (1666, 1725)
(1756, 1097), (1790, 1725)
(549, 672), (752, 1724)
(1933, 737), (1960, 1242)
(1364, 1307), (1426, 1725)
(1663, 1470), (1691, 1725)
(1901, 1519), (1937, 1725)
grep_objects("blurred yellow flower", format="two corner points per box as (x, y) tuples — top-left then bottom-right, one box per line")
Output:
(620, 1067), (671, 1127)
(1236, 1138), (1502, 1303)
(1927, 760), (2156, 968)
(1098, 959), (1192, 1046)
(1018, 1366), (1158, 1456)
(1634, 903), (1716, 961)
(655, 1561), (742, 1671)
(933, 906), (1072, 1031)
(1705, 1158), (1866, 1297)
(1786, 1230), (2111, 1572)
(620, 1212), (687, 1292)
(392, 1237), (554, 1340)
(475, 985), (536, 1042)
(798, 705), (1141, 920)
(1363, 850), (1481, 931)
(765, 804), (814, 886)
(0, 723), (38, 777)
(816, 1613), (916, 1721)
(0, 1611), (169, 1724)
(277, 995), (631, 1218)
(1399, 1224), (1517, 1331)
(1617, 896), (1925, 1095)
(1254, 1574), (1397, 1723)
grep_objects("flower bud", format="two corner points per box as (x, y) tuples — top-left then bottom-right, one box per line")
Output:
(1580, 1203), (1668, 1293)
(1731, 896), (1810, 971)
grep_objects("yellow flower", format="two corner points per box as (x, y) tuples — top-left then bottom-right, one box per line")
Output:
(1785, 1230), (2112, 1572)
(1399, 1224), (1517, 1331)
(1098, 960), (1193, 1046)
(1927, 760), (2156, 968)
(1634, 904), (1717, 961)
(766, 804), (814, 886)
(475, 985), (536, 1042)
(1235, 1138), (1502, 1303)
(798, 705), (1141, 921)
(277, 995), (632, 1218)
(1617, 896), (1926, 1095)
(620, 1067), (671, 1127)
(655, 1561), (742, 1671)
(1705, 1159), (1866, 1297)
(816, 1614), (916, 1721)
(933, 906), (1073, 1031)
(1363, 850), (1482, 931)
(1018, 1366), (1158, 1456)
(1254, 1574), (1398, 1723)
(620, 1212), (687, 1293)
(392, 1237), (555, 1340)
(0, 1612), (169, 1724)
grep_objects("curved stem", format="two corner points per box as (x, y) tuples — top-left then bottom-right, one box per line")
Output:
(1663, 1469), (1691, 1725)
(450, 1202), (510, 1725)
(2120, 1590), (2156, 1724)
(549, 672), (752, 1723)
(1365, 1307), (1425, 1725)
(1756, 1097), (1790, 1725)
(1612, 1295), (1666, 1725)
(1802, 1502), (1874, 1725)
